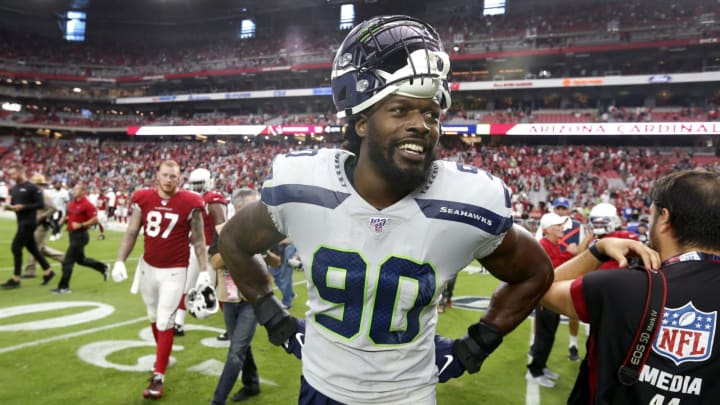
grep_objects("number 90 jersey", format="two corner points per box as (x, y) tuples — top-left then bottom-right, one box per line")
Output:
(131, 188), (204, 268)
(261, 148), (513, 404)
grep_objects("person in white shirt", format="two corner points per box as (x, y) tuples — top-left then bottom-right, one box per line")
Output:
(48, 181), (70, 241)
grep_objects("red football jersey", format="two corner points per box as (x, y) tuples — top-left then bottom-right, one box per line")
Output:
(116, 193), (128, 207)
(132, 188), (204, 268)
(96, 194), (108, 210)
(201, 190), (228, 245)
(599, 229), (640, 269)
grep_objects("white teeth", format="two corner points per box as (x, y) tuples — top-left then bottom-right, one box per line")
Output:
(399, 143), (424, 154)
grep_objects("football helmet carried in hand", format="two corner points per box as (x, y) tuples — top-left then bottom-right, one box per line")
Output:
(589, 203), (622, 236)
(188, 168), (212, 194)
(331, 15), (451, 119)
(185, 282), (219, 320)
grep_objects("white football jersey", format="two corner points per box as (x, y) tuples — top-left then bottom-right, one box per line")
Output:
(262, 148), (513, 404)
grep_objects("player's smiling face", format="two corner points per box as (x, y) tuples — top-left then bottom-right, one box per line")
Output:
(360, 94), (440, 190)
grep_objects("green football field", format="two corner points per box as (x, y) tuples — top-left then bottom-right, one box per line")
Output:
(0, 218), (585, 404)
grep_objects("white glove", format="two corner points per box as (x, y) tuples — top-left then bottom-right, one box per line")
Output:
(288, 257), (302, 268)
(196, 271), (210, 288)
(111, 261), (128, 283)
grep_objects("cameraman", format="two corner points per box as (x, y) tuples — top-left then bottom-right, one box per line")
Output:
(541, 170), (720, 404)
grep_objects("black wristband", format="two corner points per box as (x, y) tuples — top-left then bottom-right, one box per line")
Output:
(588, 240), (611, 262)
(253, 293), (296, 346)
(454, 320), (504, 373)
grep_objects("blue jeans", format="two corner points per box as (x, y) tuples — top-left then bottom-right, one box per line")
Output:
(269, 242), (297, 308)
(211, 301), (259, 405)
(269, 264), (295, 308)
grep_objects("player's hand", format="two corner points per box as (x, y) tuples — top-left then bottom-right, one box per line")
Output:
(596, 237), (660, 269)
(111, 261), (128, 282)
(254, 293), (299, 346)
(282, 318), (305, 359)
(454, 321), (504, 374)
(434, 335), (467, 382)
(196, 270), (210, 287)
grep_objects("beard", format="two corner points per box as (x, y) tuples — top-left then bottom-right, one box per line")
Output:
(366, 132), (436, 192)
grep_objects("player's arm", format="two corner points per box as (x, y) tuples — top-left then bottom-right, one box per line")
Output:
(480, 224), (554, 332)
(541, 238), (660, 317)
(219, 200), (284, 304)
(115, 205), (142, 263)
(189, 208), (209, 272)
(111, 204), (142, 282)
(442, 225), (553, 377)
(208, 201), (227, 225)
(219, 200), (302, 350)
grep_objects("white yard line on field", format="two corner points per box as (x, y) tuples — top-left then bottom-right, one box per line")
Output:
(526, 319), (541, 405)
(0, 316), (147, 354)
(0, 257), (139, 272)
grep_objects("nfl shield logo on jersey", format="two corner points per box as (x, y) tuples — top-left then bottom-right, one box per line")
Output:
(368, 217), (390, 235)
(653, 301), (716, 365)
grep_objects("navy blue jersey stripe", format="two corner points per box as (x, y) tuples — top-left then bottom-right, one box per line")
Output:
(262, 184), (351, 209)
(415, 198), (512, 235)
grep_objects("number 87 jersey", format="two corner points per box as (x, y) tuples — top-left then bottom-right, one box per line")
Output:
(132, 188), (204, 268)
(261, 148), (513, 404)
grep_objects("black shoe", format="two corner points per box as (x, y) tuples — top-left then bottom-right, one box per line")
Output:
(1, 278), (20, 289)
(569, 346), (580, 362)
(217, 331), (229, 341)
(50, 288), (71, 294)
(42, 270), (56, 286)
(20, 273), (37, 279)
(102, 265), (109, 282)
(230, 385), (260, 402)
(173, 324), (185, 337)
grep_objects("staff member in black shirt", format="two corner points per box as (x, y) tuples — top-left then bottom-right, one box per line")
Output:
(2, 163), (55, 289)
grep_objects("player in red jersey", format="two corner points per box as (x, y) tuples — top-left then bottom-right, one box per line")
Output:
(115, 188), (129, 224)
(173, 168), (228, 337)
(588, 203), (640, 269)
(94, 192), (108, 240)
(111, 160), (208, 400)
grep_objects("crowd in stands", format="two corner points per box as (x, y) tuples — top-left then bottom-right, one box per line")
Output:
(456, 106), (720, 125)
(0, 0), (717, 81)
(441, 0), (716, 53)
(2, 137), (717, 226)
(2, 104), (715, 131)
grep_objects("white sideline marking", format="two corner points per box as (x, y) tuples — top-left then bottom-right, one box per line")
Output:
(526, 381), (540, 405)
(526, 319), (541, 405)
(0, 316), (146, 354)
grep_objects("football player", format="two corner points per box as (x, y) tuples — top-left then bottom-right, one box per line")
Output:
(589, 202), (640, 269)
(173, 167), (228, 336)
(112, 160), (208, 399)
(219, 15), (553, 404)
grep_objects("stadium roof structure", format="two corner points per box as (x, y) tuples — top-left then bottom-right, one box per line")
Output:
(0, 0), (327, 24)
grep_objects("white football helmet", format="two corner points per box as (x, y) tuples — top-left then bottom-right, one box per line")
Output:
(185, 282), (219, 320)
(188, 168), (212, 193)
(589, 203), (622, 236)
